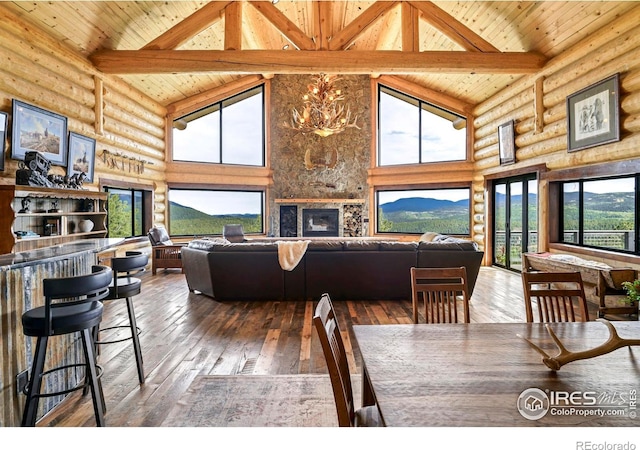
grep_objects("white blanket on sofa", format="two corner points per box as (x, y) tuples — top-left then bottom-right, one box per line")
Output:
(277, 240), (311, 271)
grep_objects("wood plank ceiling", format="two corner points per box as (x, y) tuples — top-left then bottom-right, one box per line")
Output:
(2, 1), (637, 107)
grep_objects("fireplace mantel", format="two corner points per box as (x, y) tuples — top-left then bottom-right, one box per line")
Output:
(275, 198), (365, 204)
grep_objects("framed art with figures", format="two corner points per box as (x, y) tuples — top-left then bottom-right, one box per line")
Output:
(67, 131), (96, 183)
(11, 99), (68, 166)
(566, 73), (620, 152)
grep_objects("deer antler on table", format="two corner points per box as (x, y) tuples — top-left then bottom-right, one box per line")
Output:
(518, 319), (640, 371)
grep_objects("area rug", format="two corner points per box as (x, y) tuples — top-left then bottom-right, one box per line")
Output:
(162, 374), (361, 427)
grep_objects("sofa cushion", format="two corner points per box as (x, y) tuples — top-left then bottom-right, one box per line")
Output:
(418, 240), (478, 251)
(307, 241), (344, 251)
(379, 241), (418, 251)
(343, 240), (380, 251)
(188, 238), (229, 250)
(213, 242), (278, 252)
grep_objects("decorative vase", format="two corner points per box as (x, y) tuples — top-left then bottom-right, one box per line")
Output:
(78, 219), (94, 233)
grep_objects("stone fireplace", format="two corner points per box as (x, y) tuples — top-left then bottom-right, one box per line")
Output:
(302, 208), (339, 237)
(268, 75), (372, 239)
(274, 200), (364, 237)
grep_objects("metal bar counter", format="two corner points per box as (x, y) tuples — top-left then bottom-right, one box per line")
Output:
(0, 238), (123, 426)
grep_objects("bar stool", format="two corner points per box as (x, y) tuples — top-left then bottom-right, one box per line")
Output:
(97, 251), (148, 384)
(21, 265), (113, 427)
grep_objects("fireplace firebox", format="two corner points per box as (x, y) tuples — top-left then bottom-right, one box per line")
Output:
(302, 208), (339, 237)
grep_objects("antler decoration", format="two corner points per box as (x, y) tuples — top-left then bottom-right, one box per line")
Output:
(518, 319), (640, 371)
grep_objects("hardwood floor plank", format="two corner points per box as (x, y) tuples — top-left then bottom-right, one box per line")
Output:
(36, 266), (532, 427)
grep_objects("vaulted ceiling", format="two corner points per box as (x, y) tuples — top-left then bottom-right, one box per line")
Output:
(3, 1), (638, 107)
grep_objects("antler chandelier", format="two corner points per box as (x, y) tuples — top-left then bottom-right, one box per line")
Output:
(285, 74), (359, 137)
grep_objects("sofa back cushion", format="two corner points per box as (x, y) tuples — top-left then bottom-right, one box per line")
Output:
(418, 240), (478, 251)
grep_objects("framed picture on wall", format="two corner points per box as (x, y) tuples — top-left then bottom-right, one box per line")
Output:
(498, 120), (515, 165)
(566, 73), (620, 152)
(0, 111), (7, 171)
(67, 132), (96, 183)
(11, 99), (68, 166)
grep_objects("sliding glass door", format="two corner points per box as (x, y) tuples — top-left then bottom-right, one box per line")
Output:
(493, 174), (538, 271)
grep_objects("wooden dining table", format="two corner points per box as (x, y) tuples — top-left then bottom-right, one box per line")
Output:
(353, 321), (640, 427)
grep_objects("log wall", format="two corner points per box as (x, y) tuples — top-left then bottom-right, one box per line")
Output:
(0, 7), (167, 224)
(472, 7), (640, 271)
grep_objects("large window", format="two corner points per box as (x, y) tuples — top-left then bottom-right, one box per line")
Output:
(105, 186), (150, 238)
(168, 188), (264, 237)
(377, 85), (466, 166)
(376, 187), (470, 235)
(559, 176), (637, 253)
(172, 85), (265, 166)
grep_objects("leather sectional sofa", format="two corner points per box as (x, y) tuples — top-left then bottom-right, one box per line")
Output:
(182, 236), (484, 302)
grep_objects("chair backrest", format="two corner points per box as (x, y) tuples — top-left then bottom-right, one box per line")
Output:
(111, 251), (149, 293)
(223, 224), (245, 243)
(313, 293), (355, 427)
(148, 226), (173, 246)
(411, 266), (470, 323)
(521, 271), (590, 323)
(111, 251), (149, 274)
(43, 265), (113, 335)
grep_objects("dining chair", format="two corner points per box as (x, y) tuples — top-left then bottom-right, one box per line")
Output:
(411, 266), (470, 324)
(313, 293), (380, 427)
(521, 270), (590, 322)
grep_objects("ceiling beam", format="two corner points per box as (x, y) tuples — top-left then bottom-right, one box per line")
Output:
(408, 1), (499, 52)
(89, 49), (546, 74)
(142, 1), (231, 50)
(401, 2), (419, 52)
(225, 1), (243, 50)
(329, 1), (397, 51)
(314, 0), (333, 50)
(247, 1), (315, 50)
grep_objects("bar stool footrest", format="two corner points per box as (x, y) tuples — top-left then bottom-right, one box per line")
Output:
(96, 325), (141, 345)
(23, 362), (104, 398)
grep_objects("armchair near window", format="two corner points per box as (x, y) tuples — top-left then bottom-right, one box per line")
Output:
(223, 224), (246, 243)
(148, 226), (184, 275)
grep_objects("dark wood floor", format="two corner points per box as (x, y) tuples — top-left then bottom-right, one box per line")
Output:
(37, 266), (595, 427)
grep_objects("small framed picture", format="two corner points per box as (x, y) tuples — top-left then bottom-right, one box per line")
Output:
(11, 99), (68, 166)
(566, 73), (620, 152)
(67, 132), (96, 183)
(0, 111), (7, 171)
(498, 120), (515, 165)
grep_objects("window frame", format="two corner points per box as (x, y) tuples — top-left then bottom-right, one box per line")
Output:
(374, 184), (473, 237)
(376, 84), (468, 167)
(101, 179), (153, 240)
(171, 84), (266, 167)
(167, 185), (266, 238)
(556, 175), (638, 255)
(543, 160), (640, 261)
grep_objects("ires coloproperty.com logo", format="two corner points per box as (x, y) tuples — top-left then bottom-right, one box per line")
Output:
(517, 388), (637, 421)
